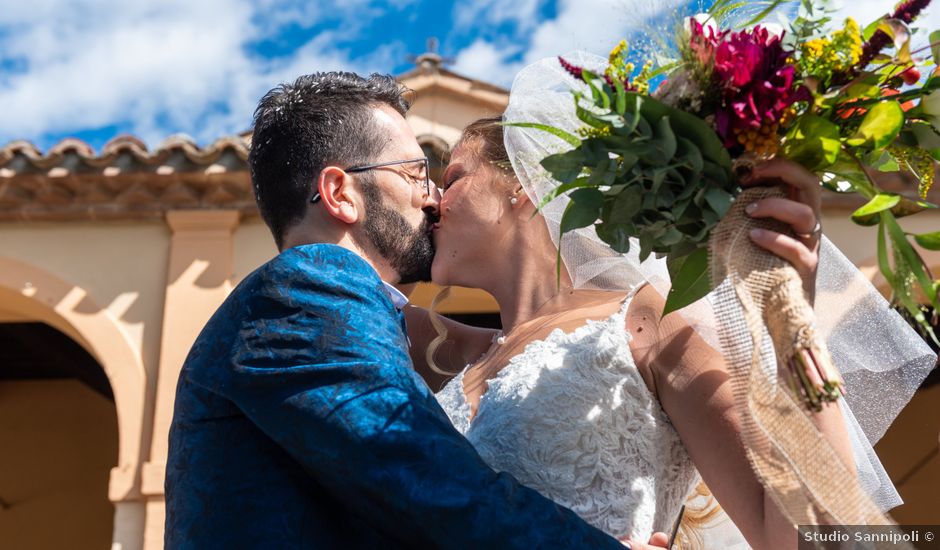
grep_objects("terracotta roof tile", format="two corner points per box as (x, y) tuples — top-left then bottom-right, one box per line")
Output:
(0, 134), (253, 221)
(0, 134), (250, 173)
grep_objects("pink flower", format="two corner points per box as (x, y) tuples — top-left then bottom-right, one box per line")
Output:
(710, 26), (808, 146)
(688, 17), (725, 66)
(714, 26), (781, 88)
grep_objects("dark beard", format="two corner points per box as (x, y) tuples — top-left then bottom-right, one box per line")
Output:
(362, 188), (436, 284)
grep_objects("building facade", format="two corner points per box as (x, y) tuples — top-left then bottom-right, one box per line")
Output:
(1, 59), (937, 549)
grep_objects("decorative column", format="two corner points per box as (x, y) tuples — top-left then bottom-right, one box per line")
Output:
(141, 210), (240, 549)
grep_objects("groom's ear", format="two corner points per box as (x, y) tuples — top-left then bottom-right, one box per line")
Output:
(315, 166), (361, 224)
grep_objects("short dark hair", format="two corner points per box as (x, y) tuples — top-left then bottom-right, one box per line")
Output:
(248, 72), (411, 248)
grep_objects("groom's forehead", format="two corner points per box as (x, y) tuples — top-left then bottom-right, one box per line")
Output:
(369, 105), (422, 156)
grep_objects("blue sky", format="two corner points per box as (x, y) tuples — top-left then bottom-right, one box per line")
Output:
(1, 0), (936, 153)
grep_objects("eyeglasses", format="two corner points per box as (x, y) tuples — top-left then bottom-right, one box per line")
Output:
(310, 157), (431, 203)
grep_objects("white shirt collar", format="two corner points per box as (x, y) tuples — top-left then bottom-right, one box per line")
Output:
(381, 281), (409, 311)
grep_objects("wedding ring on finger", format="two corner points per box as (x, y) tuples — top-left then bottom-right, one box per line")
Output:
(794, 219), (822, 240)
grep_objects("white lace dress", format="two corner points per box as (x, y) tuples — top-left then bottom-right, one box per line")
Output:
(435, 298), (701, 542)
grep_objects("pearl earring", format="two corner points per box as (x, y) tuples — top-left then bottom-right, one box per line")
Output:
(510, 197), (518, 205)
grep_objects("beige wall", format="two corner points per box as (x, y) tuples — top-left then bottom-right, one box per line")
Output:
(876, 383), (940, 524)
(407, 91), (506, 147)
(0, 380), (118, 550)
(232, 218), (277, 283)
(0, 221), (170, 382)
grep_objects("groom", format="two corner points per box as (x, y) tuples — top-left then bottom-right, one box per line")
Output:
(165, 71), (653, 548)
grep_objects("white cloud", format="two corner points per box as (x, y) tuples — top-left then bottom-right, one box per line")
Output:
(451, 39), (523, 83)
(450, 0), (686, 88)
(453, 0), (546, 31)
(523, 0), (685, 64)
(0, 0), (406, 150)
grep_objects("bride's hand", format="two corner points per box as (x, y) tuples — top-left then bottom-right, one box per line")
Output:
(618, 531), (670, 549)
(741, 158), (822, 303)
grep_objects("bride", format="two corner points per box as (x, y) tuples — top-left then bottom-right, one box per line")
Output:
(403, 56), (935, 549)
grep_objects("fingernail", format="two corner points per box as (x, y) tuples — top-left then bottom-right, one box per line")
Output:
(745, 202), (758, 215)
(750, 228), (764, 239)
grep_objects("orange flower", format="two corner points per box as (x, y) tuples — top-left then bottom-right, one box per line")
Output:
(837, 88), (914, 119)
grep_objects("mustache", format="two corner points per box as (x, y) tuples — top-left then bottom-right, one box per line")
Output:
(421, 209), (439, 233)
(423, 206), (440, 225)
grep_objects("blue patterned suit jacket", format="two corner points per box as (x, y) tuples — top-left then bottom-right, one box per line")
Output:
(165, 244), (620, 549)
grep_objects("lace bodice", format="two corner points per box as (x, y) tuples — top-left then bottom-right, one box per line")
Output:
(436, 298), (700, 542)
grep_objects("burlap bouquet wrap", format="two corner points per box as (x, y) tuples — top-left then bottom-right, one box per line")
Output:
(710, 186), (908, 547)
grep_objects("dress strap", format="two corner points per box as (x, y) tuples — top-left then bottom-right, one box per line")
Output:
(616, 282), (647, 318)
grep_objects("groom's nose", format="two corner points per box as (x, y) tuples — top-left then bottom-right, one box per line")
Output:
(422, 181), (441, 216)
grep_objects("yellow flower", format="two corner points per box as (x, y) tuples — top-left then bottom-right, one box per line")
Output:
(797, 18), (864, 83)
(633, 60), (654, 94)
(609, 40), (627, 65)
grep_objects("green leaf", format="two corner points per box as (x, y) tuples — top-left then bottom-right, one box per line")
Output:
(676, 137), (704, 172)
(849, 100), (904, 150)
(781, 114), (842, 171)
(595, 222), (633, 253)
(635, 115), (653, 139)
(892, 195), (937, 218)
(535, 176), (594, 211)
(910, 121), (940, 152)
(617, 150), (639, 173)
(878, 19), (912, 63)
(884, 213), (940, 307)
(877, 218), (896, 288)
(576, 101), (606, 128)
(708, 1), (747, 23)
(863, 17), (883, 41)
(613, 78), (626, 115)
(703, 187), (733, 218)
(930, 30), (940, 65)
(586, 159), (615, 186)
(629, 92), (731, 171)
(924, 76), (940, 93)
(914, 230), (940, 250)
(581, 69), (610, 110)
(852, 193), (901, 225)
(647, 60), (680, 80)
(663, 248), (711, 316)
(638, 234), (654, 261)
(870, 150), (900, 172)
(560, 188), (603, 233)
(840, 75), (882, 100)
(608, 185), (644, 222)
(541, 150), (585, 184)
(655, 116), (677, 159)
(502, 122), (581, 147)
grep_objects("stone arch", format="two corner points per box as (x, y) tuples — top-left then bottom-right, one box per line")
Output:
(418, 134), (451, 187)
(417, 133), (451, 157)
(0, 256), (146, 501)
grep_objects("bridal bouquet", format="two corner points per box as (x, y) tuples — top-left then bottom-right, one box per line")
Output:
(516, 0), (940, 412)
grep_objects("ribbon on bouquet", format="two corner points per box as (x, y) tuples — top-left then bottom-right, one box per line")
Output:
(709, 186), (908, 547)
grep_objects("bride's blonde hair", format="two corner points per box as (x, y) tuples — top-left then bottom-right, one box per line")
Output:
(675, 480), (724, 549)
(425, 286), (457, 376)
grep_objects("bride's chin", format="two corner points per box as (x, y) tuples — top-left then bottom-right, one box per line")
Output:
(430, 259), (451, 287)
